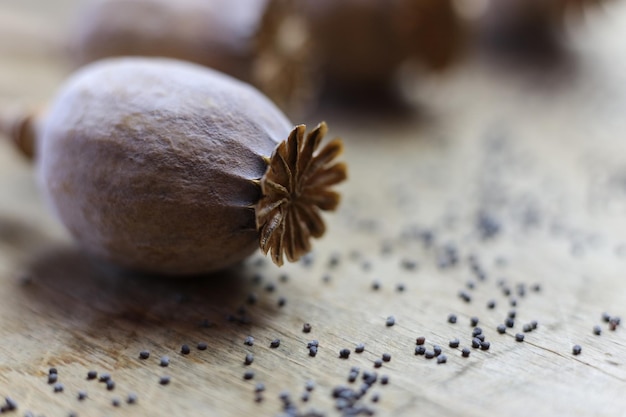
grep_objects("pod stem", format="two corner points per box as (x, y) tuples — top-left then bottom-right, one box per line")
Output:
(255, 122), (347, 266)
(0, 108), (37, 160)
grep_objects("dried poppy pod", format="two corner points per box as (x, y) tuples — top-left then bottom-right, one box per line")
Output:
(70, 0), (315, 115)
(1, 57), (346, 275)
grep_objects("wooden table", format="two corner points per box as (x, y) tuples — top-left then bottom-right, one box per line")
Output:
(1, 1), (626, 416)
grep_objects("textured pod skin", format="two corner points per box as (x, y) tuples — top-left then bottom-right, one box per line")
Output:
(71, 0), (269, 80)
(38, 57), (292, 275)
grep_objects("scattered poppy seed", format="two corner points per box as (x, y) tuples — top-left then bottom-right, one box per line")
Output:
(106, 380), (115, 391)
(382, 353), (391, 362)
(602, 312), (611, 322)
(531, 283), (541, 292)
(53, 382), (64, 393)
(487, 300), (496, 309)
(475, 334), (485, 342)
(523, 324), (532, 333)
(305, 380), (315, 392)
(48, 373), (58, 384)
(373, 359), (383, 368)
(255, 382), (266, 392)
(508, 310), (517, 319)
(510, 299), (518, 307)
(301, 392), (310, 402)
(355, 343), (365, 353)
(415, 346), (426, 355)
(77, 390), (87, 401)
(302, 323), (312, 333)
(307, 340), (319, 348)
(245, 353), (254, 365)
(339, 349), (351, 359)
(461, 348), (471, 357)
(572, 345), (582, 355)
(471, 338), (481, 348)
(139, 350), (150, 360)
(159, 376), (171, 385)
(49, 367), (58, 375)
(244, 336), (254, 346)
(424, 351), (435, 359)
(386, 316), (396, 327)
(371, 393), (380, 403)
(270, 339), (281, 348)
(181, 344), (190, 355)
(111, 398), (120, 407)
(437, 355), (448, 364)
(502, 287), (511, 296)
(416, 336), (426, 345)
(197, 342), (208, 351)
(459, 291), (472, 303)
(86, 370), (97, 380)
(127, 393), (138, 404)
(401, 259), (417, 270)
(348, 371), (358, 383)
(243, 370), (255, 380)
(380, 375), (389, 385)
(322, 274), (331, 283)
(254, 394), (264, 403)
(470, 317), (479, 327)
(449, 338), (460, 348)
(466, 281), (476, 290)
(472, 327), (483, 337)
(448, 314), (457, 324)
(433, 346), (442, 356)
(515, 333), (525, 342)
(160, 356), (170, 367)
(247, 293), (258, 305)
(593, 325), (602, 335)
(98, 373), (111, 382)
(396, 283), (405, 292)
(505, 318), (515, 328)
(264, 283), (276, 292)
(480, 341), (490, 350)
(497, 324), (506, 334)
(279, 274), (289, 283)
(308, 346), (318, 357)
(531, 320), (538, 330)
(4, 397), (17, 411)
(277, 297), (286, 307)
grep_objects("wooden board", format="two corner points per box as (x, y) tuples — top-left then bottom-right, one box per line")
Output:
(1, 1), (626, 416)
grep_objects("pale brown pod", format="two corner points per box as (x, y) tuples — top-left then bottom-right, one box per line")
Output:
(2, 57), (346, 275)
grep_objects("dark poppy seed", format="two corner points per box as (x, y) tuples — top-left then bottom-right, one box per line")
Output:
(472, 327), (483, 337)
(355, 343), (365, 353)
(459, 291), (472, 303)
(378, 375), (388, 386)
(302, 323), (312, 333)
(471, 338), (481, 348)
(531, 283), (541, 292)
(160, 356), (170, 367)
(416, 336), (426, 345)
(449, 338), (460, 348)
(348, 371), (358, 383)
(437, 355), (447, 364)
(508, 310), (517, 319)
(572, 345), (582, 355)
(197, 342), (208, 351)
(401, 259), (417, 270)
(461, 348), (471, 357)
(466, 281), (476, 290)
(433, 346), (442, 356)
(363, 371), (377, 385)
(340, 349), (351, 359)
(301, 392), (310, 402)
(505, 318), (515, 328)
(99, 373), (111, 382)
(77, 390), (87, 401)
(602, 312), (611, 322)
(515, 333), (524, 342)
(371, 280), (381, 291)
(448, 314), (457, 324)
(470, 317), (479, 327)
(424, 351), (435, 359)
(593, 325), (602, 335)
(256, 382), (266, 392)
(307, 340), (319, 348)
(531, 320), (538, 330)
(265, 283), (276, 292)
(270, 339), (281, 348)
(48, 373), (58, 384)
(49, 367), (58, 375)
(243, 370), (255, 380)
(523, 324), (532, 333)
(497, 324), (506, 334)
(4, 397), (17, 411)
(502, 287), (511, 296)
(309, 346), (318, 357)
(139, 350), (150, 360)
(106, 380), (115, 391)
(86, 370), (97, 380)
(382, 353), (391, 362)
(510, 298), (518, 307)
(53, 382), (64, 393)
(127, 393), (138, 404)
(610, 317), (620, 330)
(159, 376), (171, 385)
(487, 300), (496, 309)
(475, 334), (485, 342)
(111, 398), (120, 407)
(480, 341), (490, 350)
(245, 353), (254, 365)
(247, 293), (258, 305)
(322, 274), (331, 283)
(181, 344), (190, 355)
(415, 346), (426, 355)
(277, 297), (286, 307)
(386, 316), (396, 327)
(371, 393), (380, 403)
(254, 394), (263, 403)
(396, 283), (406, 292)
(374, 359), (383, 368)
(279, 273), (289, 282)
(305, 380), (315, 391)
(244, 336), (254, 346)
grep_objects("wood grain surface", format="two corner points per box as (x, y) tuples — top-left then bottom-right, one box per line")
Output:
(1, 1), (626, 416)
